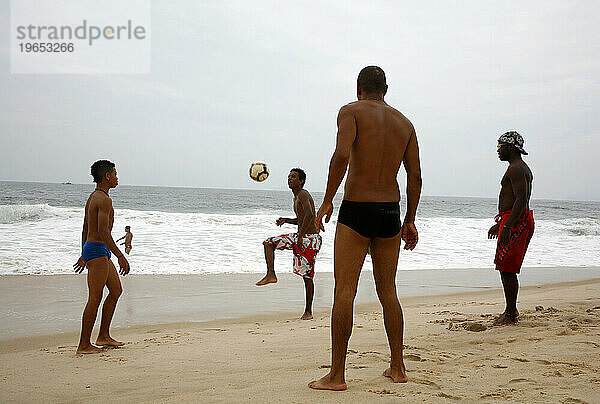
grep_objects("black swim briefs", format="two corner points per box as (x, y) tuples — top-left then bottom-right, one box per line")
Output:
(337, 200), (401, 238)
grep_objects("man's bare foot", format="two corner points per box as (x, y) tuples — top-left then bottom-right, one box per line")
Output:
(301, 312), (313, 320)
(76, 344), (104, 354)
(383, 366), (408, 383)
(493, 312), (518, 326)
(255, 275), (277, 286)
(96, 336), (125, 347)
(308, 373), (347, 391)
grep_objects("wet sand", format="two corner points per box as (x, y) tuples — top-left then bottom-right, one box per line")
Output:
(2, 266), (600, 339)
(1, 275), (599, 403)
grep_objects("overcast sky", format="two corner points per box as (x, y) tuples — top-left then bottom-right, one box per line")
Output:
(1, 1), (599, 200)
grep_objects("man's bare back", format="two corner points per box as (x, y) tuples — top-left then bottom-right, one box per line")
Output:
(341, 100), (416, 202)
(311, 66), (422, 391)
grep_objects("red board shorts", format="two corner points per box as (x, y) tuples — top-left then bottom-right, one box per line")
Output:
(494, 210), (535, 274)
(263, 233), (322, 279)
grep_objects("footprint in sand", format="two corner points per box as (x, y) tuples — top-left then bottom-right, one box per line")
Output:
(557, 328), (573, 336)
(481, 390), (512, 400)
(404, 354), (424, 362)
(203, 328), (227, 332)
(411, 378), (441, 390)
(575, 341), (600, 348)
(506, 378), (535, 385)
(102, 356), (128, 363)
(367, 389), (402, 397)
(464, 322), (487, 332)
(437, 392), (462, 401)
(355, 351), (387, 361)
(543, 370), (563, 377)
(348, 364), (368, 369)
(561, 398), (588, 404)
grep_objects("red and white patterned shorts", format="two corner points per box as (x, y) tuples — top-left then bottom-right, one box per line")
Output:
(263, 233), (322, 279)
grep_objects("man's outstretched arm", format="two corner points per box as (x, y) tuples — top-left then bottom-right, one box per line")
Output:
(276, 217), (298, 226)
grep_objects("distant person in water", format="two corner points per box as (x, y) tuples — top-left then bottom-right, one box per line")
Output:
(255, 168), (322, 320)
(488, 131), (534, 325)
(73, 160), (130, 354)
(116, 226), (133, 255)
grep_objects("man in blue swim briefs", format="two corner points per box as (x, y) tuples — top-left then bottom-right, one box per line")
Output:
(73, 160), (130, 354)
(310, 66), (422, 390)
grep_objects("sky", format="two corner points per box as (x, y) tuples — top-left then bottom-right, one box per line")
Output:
(1, 1), (599, 201)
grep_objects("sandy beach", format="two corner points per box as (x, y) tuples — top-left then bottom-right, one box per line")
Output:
(1, 275), (599, 403)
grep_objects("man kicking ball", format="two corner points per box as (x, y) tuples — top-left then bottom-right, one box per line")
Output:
(256, 168), (322, 320)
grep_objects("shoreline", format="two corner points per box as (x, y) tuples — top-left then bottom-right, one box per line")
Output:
(1, 278), (599, 402)
(1, 266), (599, 340)
(1, 276), (597, 352)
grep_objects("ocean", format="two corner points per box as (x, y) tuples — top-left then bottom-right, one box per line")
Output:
(1, 181), (599, 276)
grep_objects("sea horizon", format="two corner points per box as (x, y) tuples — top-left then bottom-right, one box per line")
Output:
(1, 180), (598, 203)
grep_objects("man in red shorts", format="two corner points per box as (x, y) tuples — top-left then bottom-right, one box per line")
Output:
(255, 168), (322, 320)
(488, 131), (534, 325)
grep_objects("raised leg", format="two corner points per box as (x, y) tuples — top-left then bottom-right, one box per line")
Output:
(370, 233), (407, 383)
(77, 257), (109, 354)
(301, 277), (314, 320)
(96, 260), (124, 347)
(308, 223), (370, 391)
(256, 243), (278, 286)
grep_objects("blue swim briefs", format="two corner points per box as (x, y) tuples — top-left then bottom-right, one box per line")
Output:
(82, 241), (111, 263)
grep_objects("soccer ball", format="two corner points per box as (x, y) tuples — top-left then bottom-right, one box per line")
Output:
(249, 161), (269, 182)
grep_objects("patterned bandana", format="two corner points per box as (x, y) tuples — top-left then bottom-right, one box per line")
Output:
(498, 131), (528, 155)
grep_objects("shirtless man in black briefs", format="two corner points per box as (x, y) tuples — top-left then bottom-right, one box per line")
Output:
(309, 66), (422, 390)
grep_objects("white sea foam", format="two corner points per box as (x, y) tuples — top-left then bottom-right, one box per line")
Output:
(0, 205), (598, 275)
(0, 204), (57, 224)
